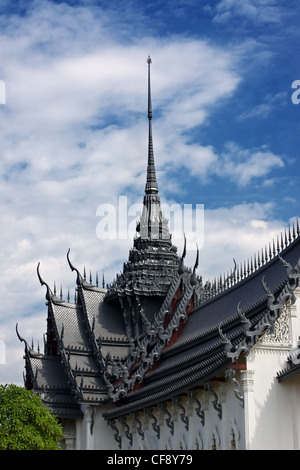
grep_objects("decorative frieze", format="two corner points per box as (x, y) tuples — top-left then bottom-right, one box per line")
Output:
(259, 305), (290, 345)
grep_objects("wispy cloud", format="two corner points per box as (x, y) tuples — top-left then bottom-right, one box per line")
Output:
(237, 92), (288, 121)
(209, 0), (282, 24)
(215, 142), (284, 186)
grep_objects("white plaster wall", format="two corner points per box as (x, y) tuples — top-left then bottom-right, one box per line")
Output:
(244, 292), (300, 450)
(75, 404), (119, 450)
(71, 294), (300, 451)
(245, 347), (292, 449)
(117, 379), (245, 451)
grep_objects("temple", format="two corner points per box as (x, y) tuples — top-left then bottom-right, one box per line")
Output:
(17, 57), (300, 450)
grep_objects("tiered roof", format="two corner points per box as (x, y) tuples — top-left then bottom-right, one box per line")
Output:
(18, 58), (300, 422)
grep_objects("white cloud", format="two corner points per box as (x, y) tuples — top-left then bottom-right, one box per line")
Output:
(198, 201), (286, 280)
(215, 141), (284, 186)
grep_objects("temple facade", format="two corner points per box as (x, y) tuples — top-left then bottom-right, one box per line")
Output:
(17, 58), (300, 450)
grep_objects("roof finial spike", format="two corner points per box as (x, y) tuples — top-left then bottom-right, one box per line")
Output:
(236, 264), (240, 282)
(280, 232), (284, 251)
(67, 249), (84, 287)
(147, 55), (152, 120)
(285, 229), (288, 247)
(145, 55), (158, 196)
(190, 245), (199, 285)
(292, 221), (296, 240)
(37, 262), (53, 302)
(288, 225), (292, 244)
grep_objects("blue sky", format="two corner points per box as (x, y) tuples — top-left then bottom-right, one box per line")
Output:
(0, 0), (300, 384)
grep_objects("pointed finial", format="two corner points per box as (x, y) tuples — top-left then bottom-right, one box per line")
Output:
(67, 248), (84, 286)
(190, 245), (199, 285)
(37, 262), (53, 302)
(178, 235), (187, 274)
(145, 55), (158, 195)
(16, 323), (30, 352)
(147, 55), (152, 119)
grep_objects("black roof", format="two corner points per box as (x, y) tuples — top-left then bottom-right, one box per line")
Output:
(103, 233), (300, 419)
(17, 56), (300, 419)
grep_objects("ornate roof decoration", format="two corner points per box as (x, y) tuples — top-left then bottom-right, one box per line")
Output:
(194, 220), (300, 306)
(17, 58), (300, 424)
(104, 57), (180, 340)
(103, 245), (198, 402)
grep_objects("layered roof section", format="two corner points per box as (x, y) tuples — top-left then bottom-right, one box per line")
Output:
(17, 57), (300, 422)
(103, 231), (300, 420)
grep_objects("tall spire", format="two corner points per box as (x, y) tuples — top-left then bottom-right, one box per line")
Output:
(137, 56), (170, 241)
(145, 55), (158, 195)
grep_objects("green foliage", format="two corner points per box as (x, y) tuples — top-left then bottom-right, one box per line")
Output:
(0, 384), (64, 450)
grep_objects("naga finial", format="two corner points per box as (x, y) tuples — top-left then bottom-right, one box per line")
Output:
(37, 262), (53, 301)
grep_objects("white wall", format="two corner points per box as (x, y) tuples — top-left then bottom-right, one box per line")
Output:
(244, 291), (300, 450)
(70, 292), (300, 450)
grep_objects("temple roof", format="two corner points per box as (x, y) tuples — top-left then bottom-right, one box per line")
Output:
(19, 220), (300, 419)
(17, 57), (300, 421)
(102, 233), (300, 419)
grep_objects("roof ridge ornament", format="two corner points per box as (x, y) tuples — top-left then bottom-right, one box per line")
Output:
(145, 55), (158, 196)
(16, 323), (42, 358)
(67, 248), (84, 286)
(190, 245), (199, 286)
(37, 262), (54, 302)
(178, 235), (187, 274)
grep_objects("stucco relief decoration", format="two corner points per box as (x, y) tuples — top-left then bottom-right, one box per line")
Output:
(260, 306), (290, 345)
